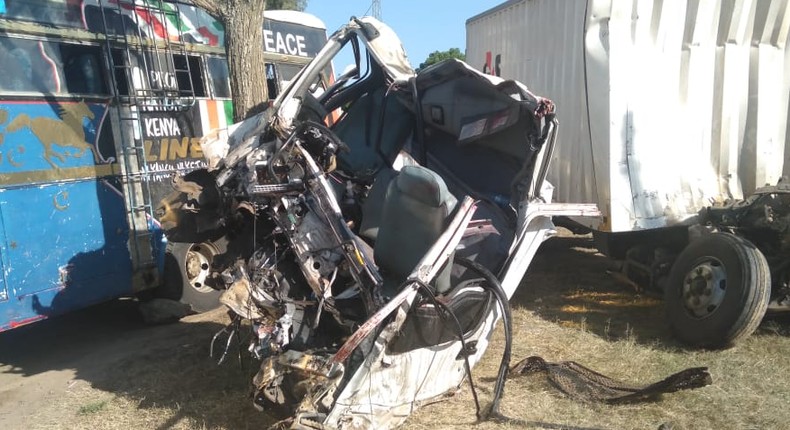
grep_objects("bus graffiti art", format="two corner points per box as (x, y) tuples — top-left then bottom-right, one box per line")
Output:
(1, 102), (108, 167)
(0, 0), (330, 331)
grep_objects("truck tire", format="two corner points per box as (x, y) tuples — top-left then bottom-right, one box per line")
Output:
(665, 232), (770, 348)
(161, 241), (224, 313)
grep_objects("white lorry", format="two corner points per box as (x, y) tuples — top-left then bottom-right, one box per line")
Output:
(467, 0), (790, 347)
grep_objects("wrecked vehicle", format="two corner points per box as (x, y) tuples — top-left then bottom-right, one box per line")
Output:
(159, 17), (599, 428)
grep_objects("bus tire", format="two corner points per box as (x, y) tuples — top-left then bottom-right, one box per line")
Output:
(162, 241), (224, 313)
(664, 233), (770, 349)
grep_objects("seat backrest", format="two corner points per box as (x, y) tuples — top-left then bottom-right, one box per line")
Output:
(334, 88), (414, 176)
(359, 168), (398, 242)
(375, 165), (457, 293)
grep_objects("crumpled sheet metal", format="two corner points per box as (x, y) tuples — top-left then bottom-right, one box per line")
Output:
(320, 306), (500, 429)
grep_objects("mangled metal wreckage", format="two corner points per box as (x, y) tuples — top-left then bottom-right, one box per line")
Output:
(160, 17), (598, 428)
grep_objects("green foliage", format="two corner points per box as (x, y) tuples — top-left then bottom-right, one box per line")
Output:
(267, 0), (308, 11)
(417, 48), (466, 71)
(78, 400), (108, 416)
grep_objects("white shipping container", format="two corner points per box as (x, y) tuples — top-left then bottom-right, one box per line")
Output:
(467, 0), (790, 233)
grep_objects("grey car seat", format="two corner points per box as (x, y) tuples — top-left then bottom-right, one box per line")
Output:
(359, 168), (398, 242)
(374, 165), (458, 294)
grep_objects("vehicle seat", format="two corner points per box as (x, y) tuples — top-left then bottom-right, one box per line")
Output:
(374, 165), (457, 294)
(334, 88), (414, 176)
(359, 168), (398, 242)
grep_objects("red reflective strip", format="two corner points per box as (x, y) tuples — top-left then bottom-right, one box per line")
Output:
(1, 315), (48, 332)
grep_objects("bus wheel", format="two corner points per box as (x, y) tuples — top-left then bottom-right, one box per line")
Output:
(664, 233), (770, 348)
(163, 241), (223, 313)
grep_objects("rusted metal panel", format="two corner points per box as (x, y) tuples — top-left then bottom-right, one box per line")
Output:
(467, 0), (790, 232)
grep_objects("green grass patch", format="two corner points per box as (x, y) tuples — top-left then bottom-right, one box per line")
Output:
(77, 400), (108, 416)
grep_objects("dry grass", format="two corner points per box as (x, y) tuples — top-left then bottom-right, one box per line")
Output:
(405, 307), (790, 430)
(405, 232), (790, 430)
(8, 231), (790, 429)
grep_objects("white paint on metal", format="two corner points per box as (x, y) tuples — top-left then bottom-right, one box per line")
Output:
(467, 0), (790, 232)
(357, 17), (415, 82)
(321, 200), (599, 429)
(264, 10), (327, 31)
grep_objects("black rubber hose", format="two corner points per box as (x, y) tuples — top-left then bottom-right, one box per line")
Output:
(410, 77), (427, 166)
(455, 257), (513, 421)
(414, 281), (482, 419)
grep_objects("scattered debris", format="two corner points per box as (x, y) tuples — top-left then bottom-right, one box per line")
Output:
(606, 269), (644, 294)
(138, 298), (193, 325)
(510, 356), (712, 404)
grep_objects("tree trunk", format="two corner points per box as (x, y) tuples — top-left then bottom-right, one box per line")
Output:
(190, 0), (269, 122)
(223, 0), (269, 122)
(224, 0), (268, 122)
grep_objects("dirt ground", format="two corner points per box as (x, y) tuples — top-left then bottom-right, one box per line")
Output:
(2, 231), (789, 429)
(0, 302), (268, 430)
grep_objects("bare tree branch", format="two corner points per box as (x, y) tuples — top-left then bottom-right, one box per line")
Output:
(189, 0), (222, 18)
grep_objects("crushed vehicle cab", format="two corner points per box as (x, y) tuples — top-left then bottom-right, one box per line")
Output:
(158, 17), (599, 429)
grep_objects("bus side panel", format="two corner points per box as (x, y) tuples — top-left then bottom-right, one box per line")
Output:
(0, 209), (7, 305)
(0, 101), (133, 331)
(141, 99), (232, 209)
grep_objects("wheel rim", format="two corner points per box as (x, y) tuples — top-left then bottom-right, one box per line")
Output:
(184, 242), (219, 294)
(681, 257), (728, 319)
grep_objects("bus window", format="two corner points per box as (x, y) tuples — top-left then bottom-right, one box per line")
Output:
(61, 45), (108, 95)
(174, 54), (206, 98)
(189, 56), (206, 97)
(0, 37), (108, 96)
(83, 4), (140, 37)
(3, 0), (84, 28)
(277, 63), (303, 86)
(110, 50), (207, 99)
(266, 63), (279, 99)
(206, 57), (231, 99)
(111, 48), (130, 96)
(278, 63), (325, 96)
(0, 37), (63, 93)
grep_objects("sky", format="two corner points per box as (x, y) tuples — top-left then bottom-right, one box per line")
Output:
(305, 0), (503, 70)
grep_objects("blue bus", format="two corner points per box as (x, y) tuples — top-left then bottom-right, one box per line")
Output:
(0, 0), (329, 331)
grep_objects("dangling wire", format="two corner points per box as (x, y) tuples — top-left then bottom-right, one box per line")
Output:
(210, 314), (241, 365)
(414, 281), (482, 419)
(456, 257), (513, 422)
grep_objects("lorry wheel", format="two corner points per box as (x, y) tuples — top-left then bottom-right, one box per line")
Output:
(162, 241), (224, 313)
(665, 232), (770, 348)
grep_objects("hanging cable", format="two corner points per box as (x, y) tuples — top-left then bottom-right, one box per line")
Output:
(455, 257), (513, 421)
(413, 281), (482, 419)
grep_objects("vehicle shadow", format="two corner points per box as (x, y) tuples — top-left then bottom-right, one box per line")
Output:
(512, 230), (790, 348)
(0, 300), (276, 429)
(511, 231), (674, 347)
